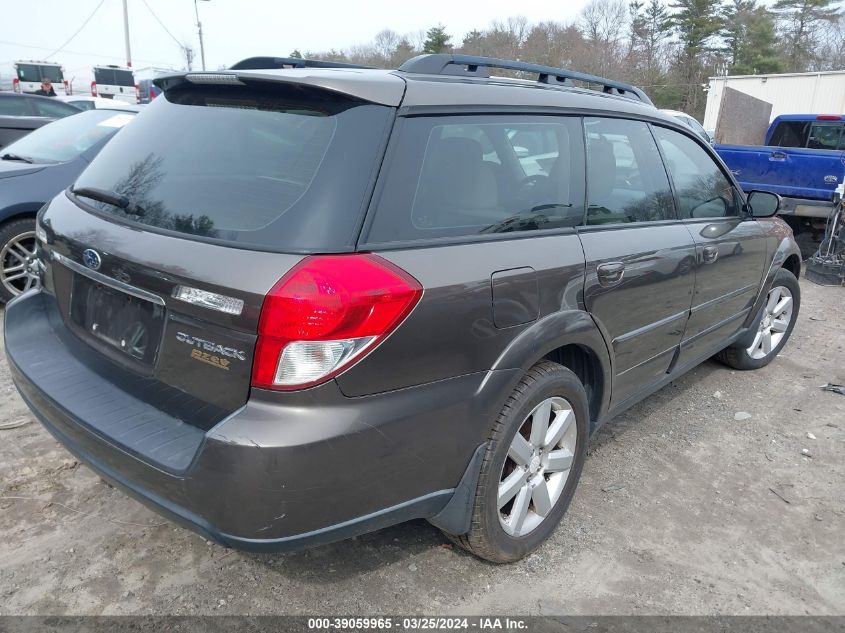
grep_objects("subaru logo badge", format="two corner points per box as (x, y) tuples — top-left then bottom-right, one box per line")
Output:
(82, 249), (102, 271)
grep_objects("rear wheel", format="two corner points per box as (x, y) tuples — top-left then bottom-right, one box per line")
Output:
(445, 361), (589, 563)
(0, 217), (39, 303)
(716, 268), (800, 370)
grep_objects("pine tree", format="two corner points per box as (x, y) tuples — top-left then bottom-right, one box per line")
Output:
(669, 0), (725, 113)
(631, 0), (673, 78)
(423, 25), (451, 53)
(723, 1), (783, 74)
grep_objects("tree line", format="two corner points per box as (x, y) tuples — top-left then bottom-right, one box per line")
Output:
(292, 0), (844, 119)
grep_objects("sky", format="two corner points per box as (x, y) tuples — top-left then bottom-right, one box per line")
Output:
(1, 0), (593, 83)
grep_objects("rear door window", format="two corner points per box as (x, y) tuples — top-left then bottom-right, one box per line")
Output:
(768, 121), (810, 148)
(0, 96), (32, 116)
(584, 117), (675, 225)
(72, 83), (393, 252)
(31, 98), (80, 118)
(365, 115), (586, 243)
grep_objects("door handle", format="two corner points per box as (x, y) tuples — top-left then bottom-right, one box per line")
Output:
(702, 245), (719, 264)
(597, 262), (625, 286)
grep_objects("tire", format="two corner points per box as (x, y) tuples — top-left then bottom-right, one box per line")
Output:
(445, 361), (589, 563)
(0, 217), (38, 303)
(716, 268), (800, 371)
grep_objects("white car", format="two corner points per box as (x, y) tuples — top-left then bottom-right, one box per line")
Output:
(55, 96), (140, 112)
(659, 109), (712, 143)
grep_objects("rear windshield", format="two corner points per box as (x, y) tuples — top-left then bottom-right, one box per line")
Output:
(16, 63), (63, 83)
(72, 82), (393, 252)
(3, 109), (135, 163)
(94, 68), (135, 87)
(769, 121), (810, 148)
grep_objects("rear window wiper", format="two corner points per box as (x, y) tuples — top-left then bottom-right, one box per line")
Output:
(72, 186), (146, 216)
(1, 153), (33, 164)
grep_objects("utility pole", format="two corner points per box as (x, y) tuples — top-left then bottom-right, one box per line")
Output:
(122, 0), (132, 67)
(194, 0), (208, 71)
(182, 45), (194, 71)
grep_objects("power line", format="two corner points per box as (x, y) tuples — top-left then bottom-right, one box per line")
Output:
(45, 0), (108, 59)
(0, 40), (179, 68)
(139, 0), (185, 48)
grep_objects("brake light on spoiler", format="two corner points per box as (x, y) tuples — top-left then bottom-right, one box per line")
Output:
(816, 115), (843, 120)
(252, 255), (423, 391)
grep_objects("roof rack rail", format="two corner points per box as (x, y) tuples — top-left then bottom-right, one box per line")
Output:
(398, 54), (654, 106)
(229, 56), (372, 71)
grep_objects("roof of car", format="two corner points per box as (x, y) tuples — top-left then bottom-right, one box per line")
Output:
(0, 92), (72, 102)
(155, 54), (672, 122)
(156, 67), (670, 122)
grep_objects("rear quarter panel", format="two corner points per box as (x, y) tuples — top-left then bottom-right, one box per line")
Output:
(336, 233), (589, 396)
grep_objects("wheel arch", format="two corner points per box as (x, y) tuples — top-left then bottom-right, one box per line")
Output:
(782, 253), (801, 278)
(743, 235), (802, 330)
(0, 203), (43, 226)
(490, 309), (612, 429)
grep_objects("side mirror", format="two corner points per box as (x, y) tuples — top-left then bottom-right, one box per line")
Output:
(746, 190), (781, 218)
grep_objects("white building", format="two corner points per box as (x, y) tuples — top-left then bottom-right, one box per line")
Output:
(704, 70), (845, 131)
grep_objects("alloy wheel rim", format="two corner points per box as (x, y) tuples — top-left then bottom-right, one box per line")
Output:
(498, 396), (577, 537)
(1, 231), (40, 297)
(747, 285), (793, 360)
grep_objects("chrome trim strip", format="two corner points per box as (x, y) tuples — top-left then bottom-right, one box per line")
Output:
(52, 252), (166, 306)
(690, 283), (756, 314)
(612, 310), (688, 345)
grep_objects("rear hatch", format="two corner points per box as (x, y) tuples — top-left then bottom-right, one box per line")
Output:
(38, 74), (398, 428)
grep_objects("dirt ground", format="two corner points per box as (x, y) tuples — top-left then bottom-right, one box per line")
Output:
(0, 278), (843, 616)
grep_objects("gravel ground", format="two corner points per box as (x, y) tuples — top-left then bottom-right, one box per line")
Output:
(0, 278), (843, 616)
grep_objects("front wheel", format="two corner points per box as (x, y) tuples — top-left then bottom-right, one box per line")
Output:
(0, 217), (39, 303)
(716, 268), (800, 370)
(444, 361), (589, 563)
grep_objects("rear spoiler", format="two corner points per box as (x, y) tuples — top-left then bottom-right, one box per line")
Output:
(229, 56), (371, 71)
(152, 70), (404, 107)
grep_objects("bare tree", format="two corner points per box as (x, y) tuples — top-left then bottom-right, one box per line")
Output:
(373, 29), (401, 62)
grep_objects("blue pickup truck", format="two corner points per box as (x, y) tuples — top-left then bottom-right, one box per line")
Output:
(715, 114), (845, 226)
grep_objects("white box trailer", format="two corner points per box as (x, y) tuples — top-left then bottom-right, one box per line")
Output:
(704, 70), (845, 131)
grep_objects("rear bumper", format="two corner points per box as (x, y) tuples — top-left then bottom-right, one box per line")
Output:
(5, 290), (517, 550)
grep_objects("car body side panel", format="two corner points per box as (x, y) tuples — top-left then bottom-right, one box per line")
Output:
(0, 159), (86, 223)
(739, 218), (802, 333)
(579, 224), (696, 407)
(715, 143), (845, 202)
(676, 217), (768, 366)
(337, 233), (586, 396)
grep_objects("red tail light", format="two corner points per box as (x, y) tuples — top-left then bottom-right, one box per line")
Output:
(63, 79), (70, 95)
(12, 78), (20, 93)
(252, 254), (423, 391)
(135, 84), (141, 103)
(91, 81), (97, 97)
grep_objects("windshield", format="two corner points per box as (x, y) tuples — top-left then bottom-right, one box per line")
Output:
(94, 68), (135, 87)
(3, 109), (135, 163)
(17, 63), (63, 83)
(72, 82), (393, 252)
